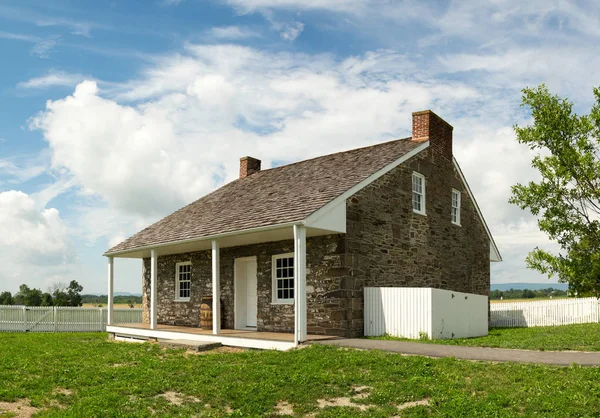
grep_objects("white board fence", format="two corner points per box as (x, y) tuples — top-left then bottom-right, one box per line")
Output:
(490, 297), (599, 328)
(0, 306), (143, 332)
(364, 287), (488, 339)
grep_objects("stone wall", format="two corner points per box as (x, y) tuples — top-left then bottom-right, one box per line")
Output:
(141, 234), (348, 335)
(344, 148), (490, 337)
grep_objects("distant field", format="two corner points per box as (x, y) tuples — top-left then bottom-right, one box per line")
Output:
(82, 303), (142, 309)
(490, 297), (569, 303)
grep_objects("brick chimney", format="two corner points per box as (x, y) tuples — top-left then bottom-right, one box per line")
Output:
(412, 110), (453, 160)
(239, 156), (261, 178)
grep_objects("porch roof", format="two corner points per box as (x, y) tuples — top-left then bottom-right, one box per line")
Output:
(105, 138), (421, 257)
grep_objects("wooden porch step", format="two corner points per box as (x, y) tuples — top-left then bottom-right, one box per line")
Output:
(157, 338), (222, 352)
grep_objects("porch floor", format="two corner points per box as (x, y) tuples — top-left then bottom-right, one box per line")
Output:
(107, 323), (339, 350)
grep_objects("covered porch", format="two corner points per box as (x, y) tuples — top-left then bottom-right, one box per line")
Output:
(105, 202), (346, 351)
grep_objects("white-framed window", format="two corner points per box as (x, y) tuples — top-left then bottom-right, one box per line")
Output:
(175, 261), (191, 301)
(272, 253), (294, 304)
(412, 172), (426, 215)
(451, 189), (461, 225)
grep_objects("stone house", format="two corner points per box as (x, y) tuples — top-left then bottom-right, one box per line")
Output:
(104, 110), (501, 347)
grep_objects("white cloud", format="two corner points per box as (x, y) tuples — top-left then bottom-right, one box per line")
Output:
(30, 44), (483, 253)
(0, 31), (40, 42)
(17, 71), (88, 89)
(30, 37), (59, 59)
(0, 191), (68, 257)
(0, 190), (75, 292)
(0, 31), (60, 59)
(225, 0), (365, 13)
(34, 17), (95, 37)
(277, 20), (304, 41)
(207, 25), (260, 40)
(0, 159), (47, 183)
(25, 0), (600, 290)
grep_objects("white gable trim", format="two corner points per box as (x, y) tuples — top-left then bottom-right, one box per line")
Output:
(453, 157), (502, 262)
(304, 141), (501, 263)
(304, 141), (430, 227)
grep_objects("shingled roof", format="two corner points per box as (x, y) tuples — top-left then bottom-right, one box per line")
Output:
(107, 138), (423, 254)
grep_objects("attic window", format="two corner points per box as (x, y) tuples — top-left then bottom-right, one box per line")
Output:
(452, 189), (461, 225)
(272, 253), (294, 304)
(175, 262), (191, 301)
(412, 172), (426, 215)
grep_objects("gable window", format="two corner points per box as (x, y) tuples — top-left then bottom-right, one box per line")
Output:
(452, 189), (461, 225)
(272, 253), (294, 304)
(412, 172), (426, 215)
(175, 262), (191, 301)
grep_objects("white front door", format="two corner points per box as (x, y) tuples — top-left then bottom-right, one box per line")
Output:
(235, 257), (258, 329)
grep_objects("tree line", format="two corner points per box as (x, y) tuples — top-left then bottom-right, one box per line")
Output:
(0, 281), (83, 307)
(80, 294), (142, 307)
(490, 287), (568, 300)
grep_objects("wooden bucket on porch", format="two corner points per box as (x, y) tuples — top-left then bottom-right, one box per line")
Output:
(200, 296), (213, 329)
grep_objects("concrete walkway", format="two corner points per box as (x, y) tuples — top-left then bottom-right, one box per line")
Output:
(314, 339), (600, 366)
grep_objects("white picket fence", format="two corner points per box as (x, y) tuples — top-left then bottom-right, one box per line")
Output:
(490, 297), (599, 328)
(0, 306), (143, 332)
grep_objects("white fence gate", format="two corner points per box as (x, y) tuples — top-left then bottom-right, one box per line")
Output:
(0, 306), (143, 332)
(490, 297), (599, 328)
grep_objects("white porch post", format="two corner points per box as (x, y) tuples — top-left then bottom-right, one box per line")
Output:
(294, 224), (307, 345)
(107, 256), (114, 326)
(150, 249), (158, 330)
(212, 240), (221, 335)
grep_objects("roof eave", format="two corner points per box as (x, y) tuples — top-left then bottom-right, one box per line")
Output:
(103, 220), (304, 257)
(452, 157), (502, 262)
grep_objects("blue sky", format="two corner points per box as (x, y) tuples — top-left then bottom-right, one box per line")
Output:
(1, 0), (599, 295)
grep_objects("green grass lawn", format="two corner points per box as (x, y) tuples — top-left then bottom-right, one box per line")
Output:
(1, 333), (600, 417)
(372, 323), (600, 352)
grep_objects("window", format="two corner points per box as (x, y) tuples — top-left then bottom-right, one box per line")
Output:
(272, 253), (294, 304)
(451, 189), (461, 225)
(175, 262), (191, 301)
(412, 172), (426, 215)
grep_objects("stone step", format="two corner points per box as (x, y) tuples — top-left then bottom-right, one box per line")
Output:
(157, 339), (222, 352)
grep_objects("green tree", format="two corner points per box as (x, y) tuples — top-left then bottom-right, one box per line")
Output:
(510, 85), (600, 298)
(13, 284), (43, 306)
(41, 293), (54, 307)
(0, 291), (13, 305)
(522, 289), (536, 299)
(51, 284), (69, 307)
(66, 280), (83, 307)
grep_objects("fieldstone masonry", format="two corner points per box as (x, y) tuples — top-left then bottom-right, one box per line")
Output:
(344, 148), (490, 337)
(142, 235), (347, 334)
(142, 144), (489, 337)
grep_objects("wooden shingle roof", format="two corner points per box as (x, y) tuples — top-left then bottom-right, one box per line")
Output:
(107, 138), (421, 254)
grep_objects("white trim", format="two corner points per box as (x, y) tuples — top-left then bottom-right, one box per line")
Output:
(107, 257), (114, 326)
(212, 240), (220, 335)
(451, 188), (461, 226)
(174, 261), (192, 302)
(304, 141), (430, 225)
(150, 249), (158, 330)
(104, 221), (300, 257)
(453, 157), (502, 262)
(412, 171), (426, 215)
(272, 252), (295, 304)
(106, 326), (295, 351)
(294, 224), (307, 345)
